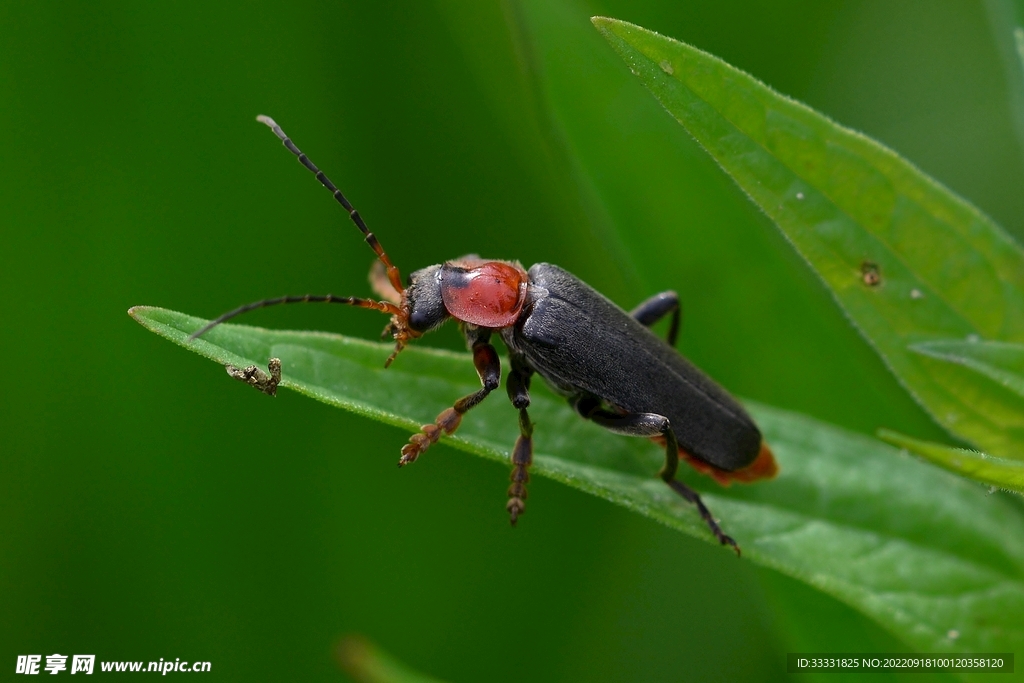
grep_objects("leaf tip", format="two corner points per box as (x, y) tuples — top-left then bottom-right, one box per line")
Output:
(128, 305), (150, 322)
(875, 428), (901, 446)
(590, 16), (628, 37)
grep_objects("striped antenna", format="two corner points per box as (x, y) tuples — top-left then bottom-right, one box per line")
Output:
(256, 115), (404, 294)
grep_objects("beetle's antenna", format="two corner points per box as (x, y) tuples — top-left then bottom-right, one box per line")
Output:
(256, 115), (405, 294)
(188, 294), (402, 341)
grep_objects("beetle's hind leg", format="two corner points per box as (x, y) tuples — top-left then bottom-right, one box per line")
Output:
(399, 340), (499, 466)
(664, 479), (739, 556)
(576, 400), (739, 554)
(630, 291), (680, 347)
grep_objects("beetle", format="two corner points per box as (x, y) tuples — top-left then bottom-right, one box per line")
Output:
(191, 116), (778, 553)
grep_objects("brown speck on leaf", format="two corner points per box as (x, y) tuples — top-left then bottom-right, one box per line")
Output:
(860, 261), (881, 287)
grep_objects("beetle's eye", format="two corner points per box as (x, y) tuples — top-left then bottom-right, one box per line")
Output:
(409, 303), (444, 332)
(440, 262), (527, 328)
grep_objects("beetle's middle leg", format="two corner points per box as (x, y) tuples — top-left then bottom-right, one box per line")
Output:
(630, 291), (680, 347)
(505, 355), (534, 525)
(576, 399), (738, 553)
(398, 340), (499, 466)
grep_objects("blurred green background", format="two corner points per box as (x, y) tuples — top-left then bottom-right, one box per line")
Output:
(3, 1), (1023, 681)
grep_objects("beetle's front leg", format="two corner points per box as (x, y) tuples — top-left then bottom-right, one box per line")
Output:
(505, 355), (534, 525)
(398, 339), (500, 466)
(577, 401), (739, 554)
(630, 291), (681, 347)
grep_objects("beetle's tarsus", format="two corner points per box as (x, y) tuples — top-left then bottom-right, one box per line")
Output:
(666, 479), (741, 554)
(506, 408), (534, 526)
(225, 357), (282, 396)
(398, 413), (458, 466)
(507, 497), (525, 526)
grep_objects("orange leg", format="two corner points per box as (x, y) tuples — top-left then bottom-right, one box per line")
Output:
(398, 342), (499, 466)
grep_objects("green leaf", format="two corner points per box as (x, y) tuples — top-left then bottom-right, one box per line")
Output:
(880, 429), (1024, 495)
(984, 1), (1024, 160)
(1018, 25), (1024, 70)
(335, 635), (447, 683)
(131, 306), (1024, 661)
(592, 16), (1024, 460)
(911, 338), (1024, 402)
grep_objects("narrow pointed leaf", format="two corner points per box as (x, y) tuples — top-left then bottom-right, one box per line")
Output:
(880, 429), (1024, 494)
(592, 17), (1024, 460)
(132, 306), (1024, 661)
(908, 339), (1024, 455)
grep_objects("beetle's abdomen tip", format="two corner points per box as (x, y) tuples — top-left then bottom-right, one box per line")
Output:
(678, 441), (778, 486)
(747, 441), (779, 481)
